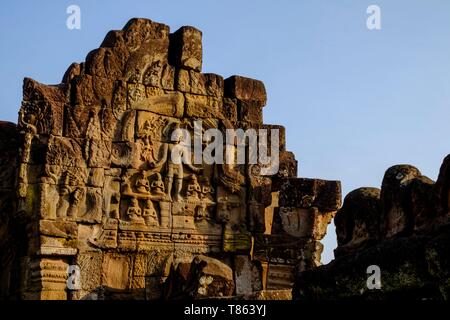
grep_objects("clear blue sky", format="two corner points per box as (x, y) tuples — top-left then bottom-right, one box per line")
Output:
(1, 0), (450, 263)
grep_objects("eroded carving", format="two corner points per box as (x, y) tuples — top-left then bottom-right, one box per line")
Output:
(0, 18), (343, 300)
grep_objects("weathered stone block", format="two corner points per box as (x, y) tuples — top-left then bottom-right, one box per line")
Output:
(262, 124), (286, 152)
(266, 264), (294, 290)
(128, 84), (184, 118)
(175, 70), (222, 97)
(20, 78), (66, 136)
(234, 255), (263, 295)
(39, 220), (77, 239)
(85, 47), (124, 80)
(224, 75), (267, 105)
(124, 38), (170, 84)
(238, 100), (263, 124)
(273, 207), (333, 240)
(248, 289), (292, 300)
(65, 105), (115, 140)
(102, 254), (131, 290)
(74, 252), (103, 293)
(185, 93), (223, 119)
(380, 165), (422, 238)
(204, 73), (224, 98)
(25, 258), (69, 300)
(410, 176), (436, 231)
(170, 26), (202, 72)
(435, 154), (450, 217)
(272, 151), (298, 187)
(62, 62), (82, 84)
(279, 178), (341, 211)
(188, 70), (207, 95)
(164, 255), (234, 299)
(45, 136), (86, 168)
(160, 64), (176, 90)
(334, 187), (381, 257)
(222, 98), (238, 122)
(71, 75), (114, 108)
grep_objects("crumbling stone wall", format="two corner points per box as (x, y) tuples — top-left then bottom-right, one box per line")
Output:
(0, 18), (341, 300)
(294, 160), (450, 300)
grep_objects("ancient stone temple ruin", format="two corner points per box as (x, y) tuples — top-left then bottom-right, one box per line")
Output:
(294, 161), (450, 300)
(0, 18), (341, 300)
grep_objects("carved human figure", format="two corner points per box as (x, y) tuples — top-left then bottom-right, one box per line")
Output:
(143, 199), (159, 226)
(67, 187), (85, 218)
(139, 120), (156, 164)
(18, 108), (37, 162)
(196, 202), (209, 221)
(127, 197), (144, 223)
(217, 195), (242, 224)
(135, 172), (150, 194)
(200, 177), (214, 202)
(165, 123), (185, 202)
(186, 174), (201, 199)
(122, 171), (133, 195)
(56, 183), (70, 218)
(164, 123), (201, 202)
(85, 110), (102, 164)
(17, 109), (38, 198)
(150, 172), (165, 196)
(217, 196), (232, 223)
(53, 170), (87, 219)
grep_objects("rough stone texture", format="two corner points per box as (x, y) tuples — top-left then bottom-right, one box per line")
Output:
(234, 255), (263, 296)
(380, 165), (423, 238)
(247, 289), (292, 300)
(164, 255), (234, 299)
(0, 18), (341, 300)
(334, 187), (381, 257)
(0, 122), (21, 299)
(294, 158), (450, 300)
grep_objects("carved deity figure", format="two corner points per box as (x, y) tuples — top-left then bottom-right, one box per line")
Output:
(139, 120), (157, 164)
(56, 183), (70, 218)
(143, 60), (162, 86)
(143, 199), (158, 226)
(17, 109), (38, 198)
(150, 173), (165, 197)
(164, 123), (201, 202)
(196, 202), (209, 221)
(186, 174), (201, 199)
(122, 171), (133, 195)
(56, 172), (85, 219)
(135, 172), (150, 194)
(200, 177), (214, 202)
(217, 195), (242, 223)
(85, 110), (103, 165)
(127, 197), (144, 223)
(67, 187), (85, 218)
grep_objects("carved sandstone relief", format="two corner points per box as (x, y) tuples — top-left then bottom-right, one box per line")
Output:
(0, 18), (341, 300)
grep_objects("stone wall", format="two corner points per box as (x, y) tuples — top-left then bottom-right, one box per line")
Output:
(0, 18), (341, 300)
(294, 160), (450, 300)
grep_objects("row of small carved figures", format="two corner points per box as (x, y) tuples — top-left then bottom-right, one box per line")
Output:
(122, 171), (215, 202)
(118, 231), (220, 242)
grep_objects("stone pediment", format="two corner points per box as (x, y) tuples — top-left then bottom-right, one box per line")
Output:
(0, 18), (341, 300)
